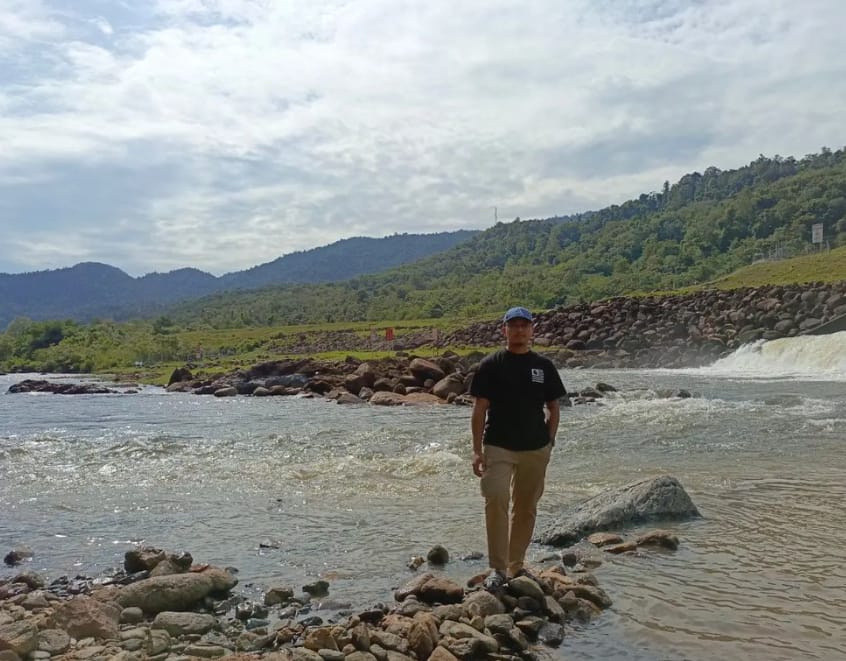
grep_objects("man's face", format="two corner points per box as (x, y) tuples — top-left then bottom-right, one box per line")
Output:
(503, 318), (533, 348)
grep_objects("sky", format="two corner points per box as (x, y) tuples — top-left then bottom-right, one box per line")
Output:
(1, 0), (845, 277)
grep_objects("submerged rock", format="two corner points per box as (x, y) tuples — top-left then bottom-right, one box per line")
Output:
(7, 380), (118, 395)
(536, 475), (700, 546)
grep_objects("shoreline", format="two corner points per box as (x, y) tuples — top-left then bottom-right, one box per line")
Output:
(3, 281), (845, 392)
(1, 542), (624, 660)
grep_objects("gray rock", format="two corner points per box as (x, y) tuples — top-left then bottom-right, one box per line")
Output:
(409, 358), (445, 383)
(116, 567), (237, 614)
(0, 621), (38, 657)
(346, 652), (377, 661)
(125, 547), (166, 573)
(369, 629), (407, 653)
(394, 573), (463, 604)
(368, 391), (407, 406)
(36, 629), (71, 655)
(483, 613), (515, 636)
(120, 628), (148, 641)
(152, 611), (217, 636)
(515, 615), (545, 638)
(543, 595), (566, 622)
(463, 590), (505, 618)
(302, 580), (329, 597)
(21, 591), (49, 610)
(538, 621), (565, 646)
(182, 644), (228, 657)
(11, 570), (42, 589)
(113, 651), (143, 661)
(507, 576), (545, 603)
(438, 622), (498, 654)
(432, 374), (465, 399)
(49, 596), (120, 640)
(318, 650), (345, 661)
(120, 607), (144, 624)
(426, 545), (449, 565)
(536, 475), (700, 546)
(385, 651), (415, 661)
(264, 586), (294, 606)
(121, 638), (144, 652)
(146, 629), (171, 656)
(369, 643), (388, 661)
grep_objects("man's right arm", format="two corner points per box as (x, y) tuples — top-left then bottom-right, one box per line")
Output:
(471, 397), (489, 477)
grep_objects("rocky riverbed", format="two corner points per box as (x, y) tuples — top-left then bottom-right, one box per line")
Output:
(1, 477), (694, 660)
(0, 535), (682, 661)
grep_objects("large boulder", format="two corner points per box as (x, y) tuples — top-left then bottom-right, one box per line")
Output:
(0, 621), (39, 657)
(167, 367), (193, 386)
(432, 374), (465, 399)
(151, 612), (216, 636)
(394, 573), (463, 604)
(124, 547), (166, 573)
(49, 596), (121, 640)
(535, 475), (700, 546)
(408, 359), (445, 383)
(115, 567), (237, 614)
(369, 391), (408, 406)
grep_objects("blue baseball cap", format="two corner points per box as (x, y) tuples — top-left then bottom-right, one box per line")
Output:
(503, 306), (533, 323)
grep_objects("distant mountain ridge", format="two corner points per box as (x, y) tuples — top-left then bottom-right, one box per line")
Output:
(162, 148), (846, 326)
(0, 231), (478, 326)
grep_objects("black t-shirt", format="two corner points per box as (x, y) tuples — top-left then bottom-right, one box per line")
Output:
(470, 349), (567, 451)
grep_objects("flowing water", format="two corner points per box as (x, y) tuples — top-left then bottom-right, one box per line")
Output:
(2, 333), (845, 660)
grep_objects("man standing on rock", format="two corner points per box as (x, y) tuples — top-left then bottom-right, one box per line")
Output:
(470, 306), (566, 589)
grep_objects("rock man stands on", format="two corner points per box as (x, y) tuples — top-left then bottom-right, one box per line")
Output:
(470, 306), (567, 589)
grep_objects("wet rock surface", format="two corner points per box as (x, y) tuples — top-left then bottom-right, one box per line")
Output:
(0, 535), (669, 660)
(536, 475), (700, 546)
(6, 380), (120, 395)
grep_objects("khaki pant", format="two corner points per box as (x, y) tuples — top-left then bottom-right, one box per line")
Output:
(480, 443), (552, 576)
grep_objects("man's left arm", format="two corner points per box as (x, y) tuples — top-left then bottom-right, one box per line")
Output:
(545, 398), (560, 446)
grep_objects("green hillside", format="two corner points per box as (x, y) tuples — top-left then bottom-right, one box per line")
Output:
(168, 148), (846, 327)
(707, 244), (846, 289)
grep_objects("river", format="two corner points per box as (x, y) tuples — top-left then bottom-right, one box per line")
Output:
(1, 332), (845, 660)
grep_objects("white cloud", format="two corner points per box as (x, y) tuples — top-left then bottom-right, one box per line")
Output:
(0, 0), (844, 275)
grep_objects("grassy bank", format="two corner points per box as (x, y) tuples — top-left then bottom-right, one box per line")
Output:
(708, 245), (846, 289)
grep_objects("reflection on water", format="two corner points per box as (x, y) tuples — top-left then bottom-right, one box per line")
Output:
(1, 360), (845, 660)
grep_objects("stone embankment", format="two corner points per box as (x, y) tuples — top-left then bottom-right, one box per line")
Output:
(443, 281), (846, 369)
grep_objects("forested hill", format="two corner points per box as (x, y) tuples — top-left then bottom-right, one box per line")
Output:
(167, 148), (846, 327)
(218, 231), (478, 290)
(0, 230), (478, 326)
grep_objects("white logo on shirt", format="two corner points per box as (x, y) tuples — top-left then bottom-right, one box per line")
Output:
(531, 368), (544, 383)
